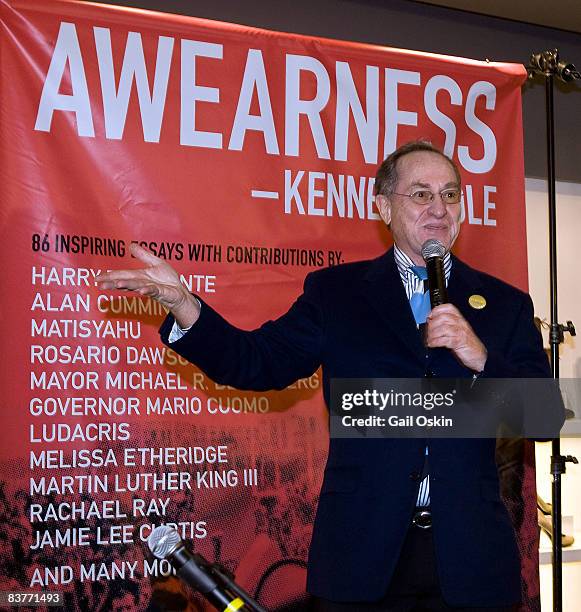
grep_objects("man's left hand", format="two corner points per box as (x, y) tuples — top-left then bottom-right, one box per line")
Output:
(426, 304), (487, 372)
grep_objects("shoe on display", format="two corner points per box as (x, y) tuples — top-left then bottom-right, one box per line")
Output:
(538, 509), (575, 547)
(537, 494), (552, 516)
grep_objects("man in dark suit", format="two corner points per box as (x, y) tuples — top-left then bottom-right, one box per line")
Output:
(98, 141), (550, 610)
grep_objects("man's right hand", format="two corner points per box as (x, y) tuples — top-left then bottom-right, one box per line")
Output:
(96, 243), (200, 329)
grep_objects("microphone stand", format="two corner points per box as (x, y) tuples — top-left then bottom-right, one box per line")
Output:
(527, 49), (579, 612)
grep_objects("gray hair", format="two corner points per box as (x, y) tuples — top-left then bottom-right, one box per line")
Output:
(374, 140), (462, 196)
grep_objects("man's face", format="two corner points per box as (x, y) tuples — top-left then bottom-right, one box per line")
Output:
(376, 151), (461, 265)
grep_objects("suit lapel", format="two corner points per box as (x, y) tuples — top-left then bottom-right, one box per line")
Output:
(360, 248), (425, 363)
(423, 254), (486, 376)
(447, 255), (485, 332)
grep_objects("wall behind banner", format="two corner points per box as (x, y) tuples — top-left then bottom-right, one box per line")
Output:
(525, 178), (581, 612)
(92, 0), (581, 184)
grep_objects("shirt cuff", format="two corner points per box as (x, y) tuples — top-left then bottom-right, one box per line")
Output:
(167, 298), (201, 343)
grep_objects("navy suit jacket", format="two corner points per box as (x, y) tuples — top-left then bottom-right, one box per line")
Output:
(160, 248), (550, 606)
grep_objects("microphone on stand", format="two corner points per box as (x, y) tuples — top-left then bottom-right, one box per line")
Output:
(421, 239), (448, 307)
(147, 525), (266, 612)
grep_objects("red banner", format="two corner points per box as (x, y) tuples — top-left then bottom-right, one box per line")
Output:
(0, 0), (536, 609)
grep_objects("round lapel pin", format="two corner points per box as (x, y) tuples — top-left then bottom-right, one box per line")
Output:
(469, 294), (486, 310)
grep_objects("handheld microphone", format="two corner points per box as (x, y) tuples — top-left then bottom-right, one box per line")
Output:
(148, 525), (246, 611)
(421, 239), (448, 307)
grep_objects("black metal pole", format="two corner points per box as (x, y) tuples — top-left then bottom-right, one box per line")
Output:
(528, 48), (579, 612)
(544, 69), (563, 612)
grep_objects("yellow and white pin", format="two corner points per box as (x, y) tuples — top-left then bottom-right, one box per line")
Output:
(468, 294), (486, 310)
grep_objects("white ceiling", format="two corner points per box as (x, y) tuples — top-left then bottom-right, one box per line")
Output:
(409, 0), (581, 34)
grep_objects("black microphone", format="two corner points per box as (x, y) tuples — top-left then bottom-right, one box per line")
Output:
(421, 239), (448, 307)
(147, 525), (247, 611)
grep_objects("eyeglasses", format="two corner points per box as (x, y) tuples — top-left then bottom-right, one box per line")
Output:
(391, 188), (461, 206)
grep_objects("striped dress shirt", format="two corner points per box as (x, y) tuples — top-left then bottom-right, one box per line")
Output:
(393, 245), (451, 507)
